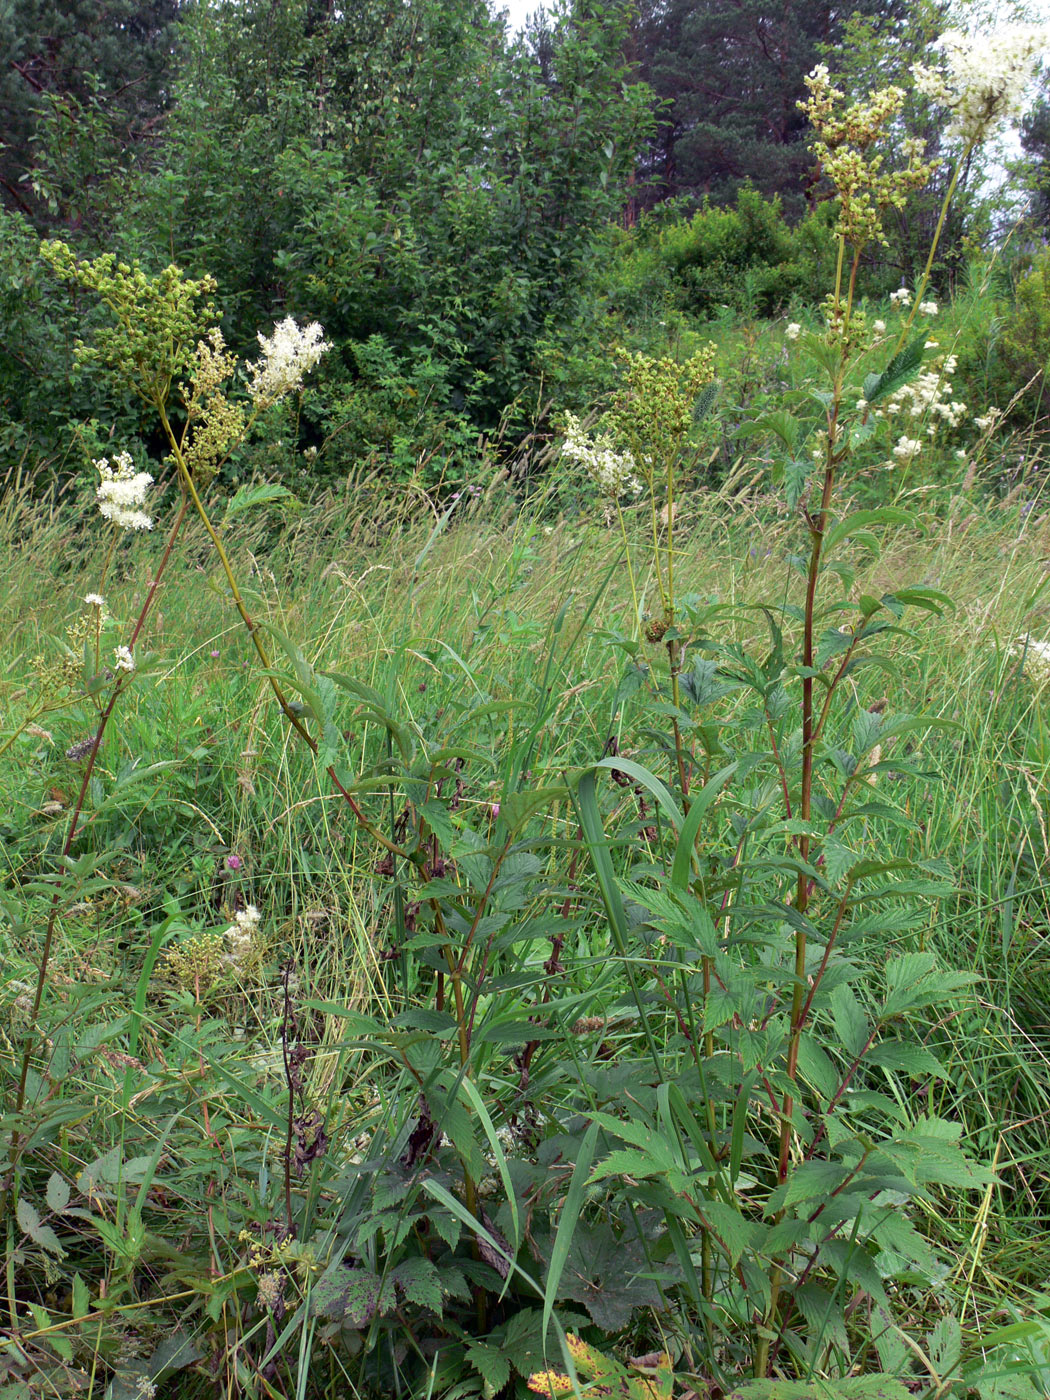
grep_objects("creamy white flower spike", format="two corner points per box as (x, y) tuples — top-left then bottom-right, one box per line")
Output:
(224, 904), (262, 968)
(114, 645), (136, 673)
(872, 320), (886, 334)
(560, 413), (642, 499)
(913, 25), (1050, 147)
(919, 301), (938, 315)
(247, 318), (331, 407)
(785, 322), (801, 341)
(95, 451), (153, 531)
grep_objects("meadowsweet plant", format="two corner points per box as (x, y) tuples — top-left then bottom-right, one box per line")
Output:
(21, 244), (596, 1392)
(569, 32), (1048, 1390)
(5, 246), (332, 1210)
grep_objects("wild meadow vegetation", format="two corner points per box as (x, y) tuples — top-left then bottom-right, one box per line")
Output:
(4, 2), (1050, 1398)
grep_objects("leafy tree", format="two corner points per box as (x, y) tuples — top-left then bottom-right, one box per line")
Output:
(125, 0), (652, 469)
(0, 0), (178, 234)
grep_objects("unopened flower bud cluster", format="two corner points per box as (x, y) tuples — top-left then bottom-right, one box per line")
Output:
(800, 67), (936, 252)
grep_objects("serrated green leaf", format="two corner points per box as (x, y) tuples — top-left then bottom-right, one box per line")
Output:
(16, 1198), (64, 1256)
(830, 983), (869, 1057)
(45, 1173), (70, 1214)
(390, 1256), (442, 1314)
(466, 1340), (511, 1396)
(221, 482), (300, 525)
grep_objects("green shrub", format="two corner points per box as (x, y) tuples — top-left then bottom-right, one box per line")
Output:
(606, 188), (837, 325)
(999, 246), (1050, 423)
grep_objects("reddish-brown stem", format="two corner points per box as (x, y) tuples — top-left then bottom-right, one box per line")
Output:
(795, 884), (853, 1034)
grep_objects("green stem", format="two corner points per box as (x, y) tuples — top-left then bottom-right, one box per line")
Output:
(615, 499), (641, 641)
(893, 151), (968, 355)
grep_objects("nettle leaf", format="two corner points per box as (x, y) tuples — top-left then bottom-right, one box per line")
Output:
(551, 1221), (664, 1331)
(785, 455), (810, 512)
(309, 1265), (392, 1326)
(862, 334), (927, 406)
(221, 481), (300, 524)
(16, 1198), (65, 1257)
(815, 627), (854, 669)
(745, 409), (801, 451)
(466, 1340), (511, 1396)
(45, 1173), (70, 1213)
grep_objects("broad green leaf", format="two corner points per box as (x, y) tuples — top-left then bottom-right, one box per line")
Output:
(830, 983), (869, 1057)
(16, 1199), (65, 1257)
(45, 1172), (70, 1213)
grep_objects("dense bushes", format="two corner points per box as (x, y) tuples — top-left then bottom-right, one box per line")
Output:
(605, 187), (839, 323)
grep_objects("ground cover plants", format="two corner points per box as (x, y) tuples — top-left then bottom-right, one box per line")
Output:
(3, 15), (1050, 1400)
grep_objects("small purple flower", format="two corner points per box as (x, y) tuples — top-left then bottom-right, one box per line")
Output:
(210, 649), (220, 658)
(226, 854), (243, 870)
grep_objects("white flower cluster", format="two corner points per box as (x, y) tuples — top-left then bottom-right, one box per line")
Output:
(113, 645), (136, 674)
(881, 355), (967, 434)
(785, 322), (801, 341)
(224, 905), (261, 968)
(247, 318), (331, 408)
(919, 301), (938, 316)
(95, 451), (153, 531)
(560, 412), (642, 499)
(913, 26), (1050, 147)
(890, 287), (912, 307)
(1011, 636), (1050, 688)
(974, 408), (1002, 432)
(892, 435), (924, 463)
(85, 593), (106, 609)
